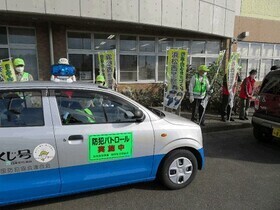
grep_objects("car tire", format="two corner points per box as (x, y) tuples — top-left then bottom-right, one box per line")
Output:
(253, 127), (272, 142)
(158, 149), (198, 190)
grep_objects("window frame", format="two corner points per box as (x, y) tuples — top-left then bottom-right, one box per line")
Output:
(54, 89), (143, 126)
(0, 25), (39, 80)
(0, 89), (45, 128)
(66, 30), (221, 84)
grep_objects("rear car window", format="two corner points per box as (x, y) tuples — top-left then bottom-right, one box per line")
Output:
(0, 90), (44, 127)
(260, 74), (280, 95)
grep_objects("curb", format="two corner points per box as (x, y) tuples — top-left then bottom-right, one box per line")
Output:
(201, 123), (252, 133)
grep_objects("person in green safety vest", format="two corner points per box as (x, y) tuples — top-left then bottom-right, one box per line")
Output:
(78, 98), (95, 123)
(188, 65), (210, 126)
(96, 74), (105, 86)
(13, 58), (33, 82)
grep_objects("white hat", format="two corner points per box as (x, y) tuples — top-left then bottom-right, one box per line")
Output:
(58, 58), (69, 65)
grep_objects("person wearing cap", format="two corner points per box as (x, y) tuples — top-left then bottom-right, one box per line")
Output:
(189, 65), (210, 126)
(13, 58), (33, 82)
(96, 74), (105, 86)
(239, 69), (257, 120)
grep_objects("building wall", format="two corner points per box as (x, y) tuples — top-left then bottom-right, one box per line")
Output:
(240, 0), (280, 21)
(234, 16), (280, 44)
(0, 0), (236, 38)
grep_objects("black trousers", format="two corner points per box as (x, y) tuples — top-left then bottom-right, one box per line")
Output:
(191, 98), (204, 124)
(221, 94), (231, 120)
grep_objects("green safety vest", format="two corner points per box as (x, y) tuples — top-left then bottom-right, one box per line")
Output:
(80, 108), (95, 123)
(193, 74), (207, 97)
(20, 72), (30, 82)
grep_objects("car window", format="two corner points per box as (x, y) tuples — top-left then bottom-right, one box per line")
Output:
(55, 89), (139, 125)
(0, 90), (44, 127)
(260, 74), (280, 95)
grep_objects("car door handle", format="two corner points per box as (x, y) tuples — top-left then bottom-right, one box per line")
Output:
(67, 135), (84, 145)
(68, 135), (84, 140)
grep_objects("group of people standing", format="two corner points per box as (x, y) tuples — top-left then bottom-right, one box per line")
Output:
(188, 64), (258, 126)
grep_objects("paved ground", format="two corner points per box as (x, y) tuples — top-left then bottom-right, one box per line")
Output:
(7, 128), (280, 210)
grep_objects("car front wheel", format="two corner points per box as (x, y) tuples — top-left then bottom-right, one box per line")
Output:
(159, 149), (198, 190)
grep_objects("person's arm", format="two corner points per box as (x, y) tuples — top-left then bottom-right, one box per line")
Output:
(245, 78), (251, 98)
(206, 77), (211, 91)
(189, 75), (195, 103)
(189, 75), (195, 96)
(29, 74), (34, 81)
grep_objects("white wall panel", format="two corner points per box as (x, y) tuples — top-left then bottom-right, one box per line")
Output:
(226, 0), (235, 10)
(6, 0), (45, 13)
(199, 1), (214, 33)
(162, 0), (182, 28)
(112, 0), (138, 22)
(45, 0), (80, 16)
(225, 10), (235, 37)
(182, 0), (199, 31)
(202, 0), (214, 3)
(140, 0), (161, 25)
(214, 0), (226, 8)
(212, 6), (225, 35)
(0, 0), (6, 10)
(81, 0), (111, 19)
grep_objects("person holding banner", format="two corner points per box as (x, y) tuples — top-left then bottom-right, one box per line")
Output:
(189, 65), (210, 126)
(239, 69), (257, 120)
(13, 58), (33, 82)
(95, 74), (105, 86)
(221, 73), (241, 122)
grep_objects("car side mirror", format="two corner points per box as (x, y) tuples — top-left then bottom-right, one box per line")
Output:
(134, 109), (144, 122)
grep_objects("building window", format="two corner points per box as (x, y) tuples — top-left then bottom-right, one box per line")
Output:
(158, 38), (173, 52)
(237, 42), (280, 80)
(0, 27), (7, 44)
(68, 54), (93, 80)
(139, 37), (155, 52)
(191, 41), (206, 54)
(120, 35), (137, 52)
(66, 31), (221, 83)
(67, 32), (91, 49)
(94, 33), (116, 50)
(139, 56), (155, 80)
(0, 26), (38, 80)
(120, 55), (137, 82)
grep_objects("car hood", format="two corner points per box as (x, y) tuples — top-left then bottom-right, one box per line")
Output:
(162, 111), (200, 127)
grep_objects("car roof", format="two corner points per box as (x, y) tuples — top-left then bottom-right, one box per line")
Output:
(266, 69), (280, 77)
(0, 81), (109, 91)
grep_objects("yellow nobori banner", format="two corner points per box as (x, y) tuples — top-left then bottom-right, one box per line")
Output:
(163, 49), (188, 110)
(98, 50), (116, 89)
(166, 49), (188, 92)
(0, 59), (17, 82)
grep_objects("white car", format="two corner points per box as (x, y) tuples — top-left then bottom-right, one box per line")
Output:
(0, 82), (204, 206)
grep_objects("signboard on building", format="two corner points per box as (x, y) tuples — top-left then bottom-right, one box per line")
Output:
(98, 50), (117, 90)
(163, 48), (188, 110)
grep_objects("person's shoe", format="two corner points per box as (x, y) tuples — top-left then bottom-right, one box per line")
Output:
(221, 117), (226, 122)
(244, 117), (249, 120)
(239, 117), (245, 120)
(228, 117), (235, 122)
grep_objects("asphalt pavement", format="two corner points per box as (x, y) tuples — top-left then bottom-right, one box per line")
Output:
(6, 128), (280, 210)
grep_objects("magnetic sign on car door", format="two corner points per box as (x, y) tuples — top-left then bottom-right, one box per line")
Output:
(88, 132), (133, 161)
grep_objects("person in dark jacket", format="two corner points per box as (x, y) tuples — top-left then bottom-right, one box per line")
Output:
(239, 69), (257, 120)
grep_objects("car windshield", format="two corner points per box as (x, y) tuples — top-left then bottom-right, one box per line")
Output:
(148, 107), (165, 118)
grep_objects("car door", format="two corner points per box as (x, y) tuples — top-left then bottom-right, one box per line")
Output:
(49, 88), (155, 193)
(0, 89), (60, 205)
